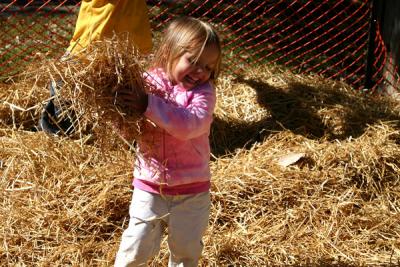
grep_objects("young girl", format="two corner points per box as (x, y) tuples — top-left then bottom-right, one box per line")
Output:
(114, 17), (222, 266)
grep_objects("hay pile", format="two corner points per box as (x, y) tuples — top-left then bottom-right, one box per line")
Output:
(0, 74), (48, 131)
(1, 61), (400, 266)
(43, 37), (150, 144)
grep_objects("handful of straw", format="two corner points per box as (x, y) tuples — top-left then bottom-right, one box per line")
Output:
(46, 36), (151, 144)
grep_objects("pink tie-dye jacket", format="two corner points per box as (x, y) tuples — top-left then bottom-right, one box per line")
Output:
(133, 69), (216, 187)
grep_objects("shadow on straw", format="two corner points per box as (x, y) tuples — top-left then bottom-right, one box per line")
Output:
(211, 75), (400, 157)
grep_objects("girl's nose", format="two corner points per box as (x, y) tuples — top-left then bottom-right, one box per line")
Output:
(194, 64), (209, 75)
(195, 66), (204, 73)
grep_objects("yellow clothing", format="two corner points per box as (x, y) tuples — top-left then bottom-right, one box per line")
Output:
(67, 0), (152, 55)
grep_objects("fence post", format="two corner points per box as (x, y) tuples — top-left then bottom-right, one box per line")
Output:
(375, 0), (400, 98)
(364, 0), (378, 90)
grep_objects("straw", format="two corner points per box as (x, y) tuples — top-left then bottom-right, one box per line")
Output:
(1, 60), (400, 266)
(44, 35), (152, 147)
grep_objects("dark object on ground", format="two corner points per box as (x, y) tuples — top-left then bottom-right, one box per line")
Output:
(38, 81), (76, 135)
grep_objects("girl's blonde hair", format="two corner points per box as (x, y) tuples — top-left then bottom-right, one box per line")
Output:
(152, 17), (222, 81)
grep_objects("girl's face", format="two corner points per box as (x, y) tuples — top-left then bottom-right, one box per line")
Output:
(170, 44), (220, 90)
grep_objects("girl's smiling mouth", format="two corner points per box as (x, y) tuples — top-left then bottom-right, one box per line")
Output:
(184, 75), (199, 87)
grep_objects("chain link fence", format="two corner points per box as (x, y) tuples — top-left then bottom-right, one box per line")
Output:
(0, 0), (399, 93)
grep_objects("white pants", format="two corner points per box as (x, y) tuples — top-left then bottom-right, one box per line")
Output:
(114, 188), (210, 267)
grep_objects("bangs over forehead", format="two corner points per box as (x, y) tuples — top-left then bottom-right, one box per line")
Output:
(171, 18), (219, 54)
(152, 17), (222, 80)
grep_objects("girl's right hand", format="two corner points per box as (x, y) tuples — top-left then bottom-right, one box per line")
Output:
(114, 87), (148, 114)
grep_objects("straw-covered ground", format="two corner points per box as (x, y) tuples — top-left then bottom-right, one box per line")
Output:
(1, 53), (400, 266)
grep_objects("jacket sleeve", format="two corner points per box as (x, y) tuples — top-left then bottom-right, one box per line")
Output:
(144, 84), (216, 140)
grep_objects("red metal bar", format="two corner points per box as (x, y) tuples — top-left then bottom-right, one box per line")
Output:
(272, 1), (345, 65)
(248, 1), (327, 65)
(319, 24), (368, 76)
(285, 2), (363, 69)
(224, 0), (288, 48)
